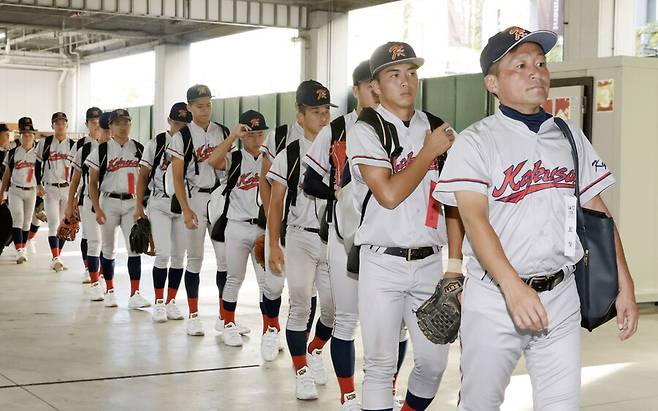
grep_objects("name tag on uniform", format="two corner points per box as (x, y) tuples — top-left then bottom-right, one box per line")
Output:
(425, 180), (441, 229)
(27, 168), (34, 184)
(564, 195), (577, 257)
(128, 173), (135, 195)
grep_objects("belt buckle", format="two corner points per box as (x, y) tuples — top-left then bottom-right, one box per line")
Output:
(528, 275), (550, 292)
(406, 248), (412, 261)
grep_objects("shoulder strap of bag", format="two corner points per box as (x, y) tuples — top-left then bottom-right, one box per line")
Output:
(218, 150), (243, 220)
(133, 140), (144, 160)
(423, 110), (448, 172)
(357, 107), (401, 159)
(281, 139), (300, 229)
(8, 147), (17, 170)
(179, 126), (198, 176)
(79, 141), (93, 195)
(98, 141), (108, 186)
(148, 132), (167, 182)
(274, 124), (288, 156)
(41, 135), (54, 171)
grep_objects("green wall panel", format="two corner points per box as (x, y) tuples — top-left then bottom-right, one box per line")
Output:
(222, 97), (240, 130)
(240, 95), (259, 113)
(258, 93), (277, 130)
(422, 76), (457, 126)
(455, 73), (487, 132)
(277, 92), (296, 127)
(211, 98), (224, 125)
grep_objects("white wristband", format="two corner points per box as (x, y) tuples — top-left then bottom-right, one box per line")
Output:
(446, 258), (463, 273)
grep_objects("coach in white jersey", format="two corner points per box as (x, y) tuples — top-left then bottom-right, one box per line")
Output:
(66, 107), (102, 283)
(346, 42), (460, 411)
(434, 27), (639, 410)
(87, 109), (151, 310)
(1, 117), (39, 264)
(36, 112), (74, 271)
(168, 84), (232, 336)
(135, 102), (190, 323)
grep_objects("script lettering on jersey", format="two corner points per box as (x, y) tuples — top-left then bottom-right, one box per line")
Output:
(14, 160), (34, 170)
(492, 160), (576, 203)
(107, 158), (140, 172)
(195, 144), (215, 163)
(48, 152), (69, 162)
(237, 172), (259, 191)
(392, 151), (441, 173)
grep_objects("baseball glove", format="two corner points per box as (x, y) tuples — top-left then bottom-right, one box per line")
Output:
(57, 218), (80, 242)
(34, 198), (48, 223)
(254, 233), (265, 269)
(129, 218), (153, 255)
(416, 275), (465, 345)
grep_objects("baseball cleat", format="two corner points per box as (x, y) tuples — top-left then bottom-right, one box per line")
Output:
(16, 249), (27, 264)
(261, 326), (281, 361)
(152, 300), (167, 323)
(82, 268), (91, 284)
(50, 257), (64, 272)
(340, 392), (361, 411)
(306, 348), (327, 385)
(128, 291), (151, 309)
(165, 300), (185, 320)
(186, 313), (205, 336)
(237, 324), (251, 335)
(104, 289), (118, 308)
(221, 322), (243, 347)
(90, 282), (105, 302)
(295, 366), (318, 400)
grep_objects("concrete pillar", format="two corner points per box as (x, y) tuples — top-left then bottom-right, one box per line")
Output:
(153, 44), (190, 134)
(301, 10), (349, 116)
(73, 63), (91, 132)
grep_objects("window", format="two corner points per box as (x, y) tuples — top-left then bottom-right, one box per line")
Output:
(90, 51), (155, 109)
(347, 0), (564, 84)
(190, 28), (301, 98)
(636, 0), (658, 56)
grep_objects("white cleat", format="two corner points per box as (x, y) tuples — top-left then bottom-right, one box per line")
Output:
(128, 291), (151, 310)
(340, 392), (362, 411)
(152, 299), (167, 323)
(50, 257), (64, 272)
(90, 282), (105, 302)
(214, 318), (251, 336)
(306, 348), (327, 385)
(295, 366), (318, 400)
(16, 249), (27, 264)
(237, 324), (251, 335)
(393, 388), (403, 411)
(82, 268), (91, 284)
(261, 326), (281, 362)
(186, 313), (205, 336)
(165, 300), (185, 320)
(221, 322), (243, 347)
(104, 290), (118, 308)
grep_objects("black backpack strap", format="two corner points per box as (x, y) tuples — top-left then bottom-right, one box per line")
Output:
(41, 135), (54, 171)
(222, 150), (243, 196)
(274, 124), (288, 156)
(68, 139), (76, 151)
(281, 139), (301, 232)
(79, 142), (93, 199)
(133, 140), (144, 160)
(326, 116), (347, 224)
(357, 107), (402, 160)
(7, 147), (17, 170)
(76, 137), (86, 151)
(148, 132), (167, 183)
(214, 122), (231, 140)
(422, 110), (448, 172)
(179, 126), (198, 176)
(98, 141), (108, 186)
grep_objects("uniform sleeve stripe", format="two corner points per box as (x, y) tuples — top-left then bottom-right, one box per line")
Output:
(351, 155), (389, 162)
(87, 160), (99, 168)
(140, 159), (153, 168)
(261, 145), (273, 158)
(167, 147), (183, 156)
(268, 170), (287, 181)
(305, 154), (328, 173)
(580, 171), (612, 195)
(438, 178), (489, 186)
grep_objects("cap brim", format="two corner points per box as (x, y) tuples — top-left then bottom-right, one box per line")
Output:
(372, 57), (425, 76)
(304, 103), (339, 108)
(492, 31), (558, 64)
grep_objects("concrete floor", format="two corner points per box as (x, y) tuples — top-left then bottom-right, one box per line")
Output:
(0, 229), (657, 411)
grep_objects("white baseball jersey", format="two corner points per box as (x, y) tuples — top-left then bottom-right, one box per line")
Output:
(267, 137), (320, 229)
(166, 122), (228, 190)
(225, 149), (262, 221)
(72, 139), (99, 198)
(85, 139), (141, 194)
(5, 146), (37, 187)
(304, 110), (358, 177)
(36, 136), (73, 183)
(259, 121), (303, 160)
(140, 132), (172, 196)
(347, 105), (448, 248)
(67, 136), (93, 163)
(434, 109), (615, 278)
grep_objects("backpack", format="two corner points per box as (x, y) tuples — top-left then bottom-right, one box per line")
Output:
(317, 116), (348, 242)
(210, 150), (243, 242)
(278, 139), (302, 247)
(40, 135), (76, 174)
(336, 108), (446, 274)
(97, 139), (144, 187)
(77, 141), (94, 206)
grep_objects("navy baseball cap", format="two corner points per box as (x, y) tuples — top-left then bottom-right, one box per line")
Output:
(109, 108), (132, 124)
(480, 26), (558, 75)
(51, 112), (68, 123)
(370, 42), (424, 78)
(86, 107), (102, 121)
(0, 123), (9, 133)
(169, 102), (192, 123)
(99, 112), (111, 130)
(239, 110), (268, 131)
(296, 80), (337, 108)
(18, 117), (36, 133)
(187, 84), (213, 102)
(352, 60), (372, 85)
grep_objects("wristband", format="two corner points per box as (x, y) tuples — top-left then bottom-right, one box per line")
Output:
(446, 258), (463, 273)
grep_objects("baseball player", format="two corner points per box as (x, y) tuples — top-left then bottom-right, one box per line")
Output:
(67, 110), (111, 301)
(302, 60), (410, 410)
(267, 80), (337, 401)
(434, 27), (638, 410)
(86, 109), (151, 309)
(168, 84), (234, 336)
(346, 42), (462, 411)
(205, 110), (269, 347)
(36, 112), (75, 272)
(134, 102), (191, 323)
(66, 107), (102, 283)
(0, 117), (39, 264)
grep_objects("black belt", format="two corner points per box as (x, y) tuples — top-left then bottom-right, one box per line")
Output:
(48, 182), (69, 188)
(12, 185), (35, 191)
(304, 227), (320, 234)
(106, 193), (135, 200)
(521, 270), (566, 292)
(373, 246), (439, 261)
(198, 187), (213, 193)
(243, 218), (259, 225)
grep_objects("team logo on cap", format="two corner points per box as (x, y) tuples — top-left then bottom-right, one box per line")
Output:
(197, 86), (210, 96)
(92, 110), (100, 116)
(249, 118), (260, 128)
(316, 89), (328, 100)
(509, 27), (529, 41)
(118, 109), (127, 116)
(24, 119), (31, 125)
(178, 109), (188, 118)
(389, 44), (406, 60)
